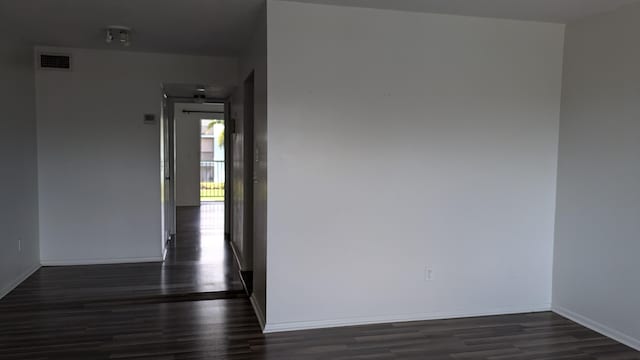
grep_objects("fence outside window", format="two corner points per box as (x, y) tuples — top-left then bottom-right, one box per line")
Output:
(200, 160), (224, 202)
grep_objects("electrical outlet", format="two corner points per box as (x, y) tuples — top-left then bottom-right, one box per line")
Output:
(425, 266), (433, 281)
(18, 239), (22, 252)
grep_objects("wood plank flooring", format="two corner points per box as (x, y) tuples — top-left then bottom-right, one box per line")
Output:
(1, 204), (638, 359)
(2, 302), (638, 359)
(1, 204), (243, 310)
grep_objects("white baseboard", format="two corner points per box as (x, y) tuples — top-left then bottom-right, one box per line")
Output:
(228, 239), (247, 271)
(162, 238), (171, 260)
(40, 257), (163, 266)
(0, 264), (41, 300)
(263, 304), (551, 333)
(250, 294), (266, 331)
(553, 305), (640, 351)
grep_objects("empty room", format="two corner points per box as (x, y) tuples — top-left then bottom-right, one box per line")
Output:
(1, 0), (639, 359)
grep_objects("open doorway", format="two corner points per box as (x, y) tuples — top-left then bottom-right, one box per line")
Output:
(198, 112), (228, 248)
(200, 118), (225, 203)
(198, 117), (226, 248)
(160, 84), (242, 295)
(174, 102), (226, 241)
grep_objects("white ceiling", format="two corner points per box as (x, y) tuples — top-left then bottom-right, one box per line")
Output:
(0, 0), (264, 56)
(286, 0), (640, 23)
(1, 0), (638, 57)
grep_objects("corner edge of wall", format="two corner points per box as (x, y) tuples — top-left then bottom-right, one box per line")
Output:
(250, 293), (267, 332)
(0, 263), (41, 300)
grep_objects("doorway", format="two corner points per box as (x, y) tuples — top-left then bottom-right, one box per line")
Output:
(199, 118), (225, 203)
(160, 85), (242, 294)
(174, 103), (226, 244)
(198, 116), (226, 251)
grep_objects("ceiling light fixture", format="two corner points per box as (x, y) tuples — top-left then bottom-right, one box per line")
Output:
(193, 86), (207, 103)
(105, 26), (132, 47)
(193, 93), (206, 104)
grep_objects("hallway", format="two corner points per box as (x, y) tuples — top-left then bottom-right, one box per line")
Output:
(170, 203), (243, 294)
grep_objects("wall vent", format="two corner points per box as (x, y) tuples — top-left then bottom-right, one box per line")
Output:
(39, 53), (72, 70)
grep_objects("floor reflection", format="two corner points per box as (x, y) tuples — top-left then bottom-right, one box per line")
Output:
(164, 202), (241, 294)
(194, 202), (226, 264)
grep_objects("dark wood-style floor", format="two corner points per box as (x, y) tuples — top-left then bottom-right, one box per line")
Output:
(1, 204), (243, 311)
(1, 204), (638, 359)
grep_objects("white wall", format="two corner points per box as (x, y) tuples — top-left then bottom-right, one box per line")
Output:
(175, 104), (202, 207)
(266, 0), (564, 331)
(553, 2), (640, 350)
(0, 38), (41, 298)
(35, 47), (237, 265)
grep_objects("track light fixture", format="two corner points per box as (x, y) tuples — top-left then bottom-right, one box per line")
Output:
(105, 26), (132, 47)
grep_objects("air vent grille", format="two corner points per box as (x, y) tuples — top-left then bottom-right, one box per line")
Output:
(40, 54), (71, 70)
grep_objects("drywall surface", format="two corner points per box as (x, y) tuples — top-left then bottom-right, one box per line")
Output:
(0, 38), (41, 298)
(175, 104), (202, 207)
(266, 0), (564, 330)
(35, 47), (237, 264)
(553, 2), (640, 350)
